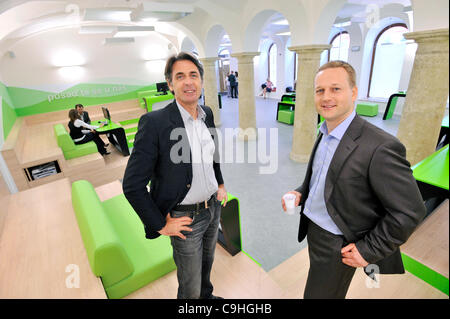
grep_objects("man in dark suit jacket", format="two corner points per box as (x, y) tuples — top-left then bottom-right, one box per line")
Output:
(75, 104), (91, 124)
(123, 52), (227, 299)
(228, 71), (237, 98)
(282, 61), (426, 299)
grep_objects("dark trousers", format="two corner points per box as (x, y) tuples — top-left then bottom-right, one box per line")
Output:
(230, 85), (238, 98)
(304, 219), (356, 299)
(170, 195), (222, 299)
(75, 132), (107, 155)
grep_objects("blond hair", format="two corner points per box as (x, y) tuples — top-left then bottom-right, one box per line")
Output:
(317, 60), (356, 88)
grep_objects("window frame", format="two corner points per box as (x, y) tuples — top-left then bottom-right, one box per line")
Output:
(327, 31), (349, 62)
(367, 23), (408, 98)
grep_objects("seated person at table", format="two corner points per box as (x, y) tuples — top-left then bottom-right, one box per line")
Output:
(68, 109), (110, 155)
(260, 78), (274, 99)
(75, 103), (91, 124)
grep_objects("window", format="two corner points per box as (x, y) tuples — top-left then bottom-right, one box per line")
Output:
(328, 31), (350, 62)
(368, 23), (408, 98)
(268, 43), (277, 85)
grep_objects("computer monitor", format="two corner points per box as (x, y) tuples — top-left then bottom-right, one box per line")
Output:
(102, 106), (111, 122)
(156, 82), (169, 95)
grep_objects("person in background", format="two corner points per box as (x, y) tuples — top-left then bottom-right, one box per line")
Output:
(261, 78), (273, 99)
(235, 71), (239, 98)
(75, 104), (91, 124)
(68, 109), (109, 155)
(228, 71), (237, 98)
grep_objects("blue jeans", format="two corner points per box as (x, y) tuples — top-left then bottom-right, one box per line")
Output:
(170, 194), (222, 299)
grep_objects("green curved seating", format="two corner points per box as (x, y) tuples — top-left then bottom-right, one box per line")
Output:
(71, 180), (176, 299)
(53, 124), (97, 160)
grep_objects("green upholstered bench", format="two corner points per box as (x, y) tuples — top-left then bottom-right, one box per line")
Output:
(356, 102), (378, 117)
(71, 180), (176, 299)
(278, 110), (295, 125)
(54, 124), (97, 160)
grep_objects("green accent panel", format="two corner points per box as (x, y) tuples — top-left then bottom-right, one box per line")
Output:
(412, 144), (449, 190)
(385, 96), (398, 120)
(119, 118), (140, 126)
(2, 100), (17, 140)
(0, 82), (15, 106)
(143, 93), (174, 112)
(7, 86), (54, 109)
(125, 126), (137, 134)
(401, 253), (449, 296)
(242, 251), (262, 268)
(9, 83), (157, 117)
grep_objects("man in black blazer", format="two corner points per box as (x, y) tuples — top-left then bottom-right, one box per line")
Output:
(282, 61), (426, 298)
(75, 104), (91, 124)
(123, 52), (227, 299)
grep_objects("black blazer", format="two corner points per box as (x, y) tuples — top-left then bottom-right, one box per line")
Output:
(296, 115), (426, 274)
(81, 111), (91, 124)
(123, 101), (224, 239)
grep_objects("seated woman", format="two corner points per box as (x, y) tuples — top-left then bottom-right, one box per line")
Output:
(260, 78), (274, 99)
(68, 109), (110, 155)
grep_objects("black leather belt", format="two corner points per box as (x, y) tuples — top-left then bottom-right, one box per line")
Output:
(174, 195), (215, 212)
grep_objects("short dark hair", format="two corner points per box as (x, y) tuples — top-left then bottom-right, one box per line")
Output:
(164, 52), (204, 85)
(316, 60), (356, 88)
(75, 104), (84, 109)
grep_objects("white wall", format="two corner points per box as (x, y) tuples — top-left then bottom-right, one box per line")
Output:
(0, 27), (178, 91)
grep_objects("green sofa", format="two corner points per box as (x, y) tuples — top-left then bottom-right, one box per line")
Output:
(71, 180), (176, 299)
(54, 124), (97, 160)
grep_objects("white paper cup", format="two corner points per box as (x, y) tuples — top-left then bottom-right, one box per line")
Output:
(283, 193), (296, 215)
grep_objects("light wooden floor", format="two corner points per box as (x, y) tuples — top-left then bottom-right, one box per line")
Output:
(97, 181), (448, 299)
(0, 178), (106, 298)
(0, 172), (11, 240)
(268, 246), (448, 299)
(0, 178), (447, 299)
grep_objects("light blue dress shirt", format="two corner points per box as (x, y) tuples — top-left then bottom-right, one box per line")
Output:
(303, 111), (356, 235)
(176, 102), (218, 204)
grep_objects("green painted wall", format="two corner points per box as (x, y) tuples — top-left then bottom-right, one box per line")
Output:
(0, 81), (17, 140)
(8, 83), (157, 117)
(0, 81), (160, 139)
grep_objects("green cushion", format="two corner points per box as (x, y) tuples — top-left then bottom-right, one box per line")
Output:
(71, 180), (134, 288)
(101, 194), (176, 299)
(278, 110), (294, 124)
(356, 102), (378, 117)
(71, 180), (176, 299)
(54, 124), (97, 160)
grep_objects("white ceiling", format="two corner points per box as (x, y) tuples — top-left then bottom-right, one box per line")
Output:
(0, 0), (412, 52)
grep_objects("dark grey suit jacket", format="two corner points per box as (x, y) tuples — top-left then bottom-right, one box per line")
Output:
(296, 115), (426, 274)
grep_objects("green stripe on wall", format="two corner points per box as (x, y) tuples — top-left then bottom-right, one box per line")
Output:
(401, 253), (449, 296)
(2, 100), (17, 140)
